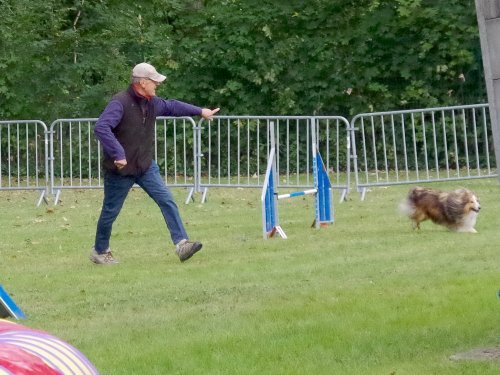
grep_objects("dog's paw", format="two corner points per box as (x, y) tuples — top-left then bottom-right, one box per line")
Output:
(457, 227), (477, 233)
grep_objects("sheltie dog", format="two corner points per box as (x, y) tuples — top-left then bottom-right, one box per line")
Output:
(400, 187), (481, 233)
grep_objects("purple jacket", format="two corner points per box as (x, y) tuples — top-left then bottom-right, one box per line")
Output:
(94, 87), (202, 174)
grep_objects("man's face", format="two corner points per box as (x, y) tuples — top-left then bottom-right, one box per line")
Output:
(140, 78), (161, 97)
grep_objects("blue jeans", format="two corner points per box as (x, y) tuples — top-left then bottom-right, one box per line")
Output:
(94, 161), (188, 253)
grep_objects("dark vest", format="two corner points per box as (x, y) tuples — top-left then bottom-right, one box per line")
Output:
(103, 86), (156, 176)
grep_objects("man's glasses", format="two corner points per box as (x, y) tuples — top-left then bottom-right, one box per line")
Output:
(145, 78), (161, 87)
(135, 77), (161, 86)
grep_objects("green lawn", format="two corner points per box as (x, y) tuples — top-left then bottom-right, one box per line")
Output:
(1, 179), (499, 374)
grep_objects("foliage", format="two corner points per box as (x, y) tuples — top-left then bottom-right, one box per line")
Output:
(0, 0), (487, 123)
(169, 0), (485, 115)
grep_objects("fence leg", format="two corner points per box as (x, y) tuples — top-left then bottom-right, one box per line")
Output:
(359, 187), (367, 201)
(36, 190), (48, 207)
(53, 189), (62, 206)
(338, 188), (347, 203)
(201, 187), (209, 203)
(185, 187), (195, 204)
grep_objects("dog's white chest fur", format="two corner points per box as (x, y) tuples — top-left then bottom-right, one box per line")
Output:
(457, 210), (478, 233)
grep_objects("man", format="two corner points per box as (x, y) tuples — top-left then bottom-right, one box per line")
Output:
(91, 62), (219, 265)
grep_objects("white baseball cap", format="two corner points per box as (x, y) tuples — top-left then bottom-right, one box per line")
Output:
(132, 63), (166, 82)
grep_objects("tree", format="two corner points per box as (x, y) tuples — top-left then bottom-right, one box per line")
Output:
(0, 0), (487, 121)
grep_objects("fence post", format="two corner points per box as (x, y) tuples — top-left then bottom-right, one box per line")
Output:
(475, 0), (500, 180)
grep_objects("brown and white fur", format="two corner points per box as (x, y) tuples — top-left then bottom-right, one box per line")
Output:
(400, 187), (481, 233)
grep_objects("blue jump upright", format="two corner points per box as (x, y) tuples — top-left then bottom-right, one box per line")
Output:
(0, 285), (26, 320)
(261, 146), (287, 239)
(261, 120), (334, 239)
(313, 148), (333, 228)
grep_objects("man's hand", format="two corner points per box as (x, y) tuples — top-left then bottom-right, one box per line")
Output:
(114, 159), (127, 170)
(201, 108), (220, 120)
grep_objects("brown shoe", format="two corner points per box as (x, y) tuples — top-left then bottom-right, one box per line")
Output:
(90, 248), (119, 265)
(175, 240), (202, 262)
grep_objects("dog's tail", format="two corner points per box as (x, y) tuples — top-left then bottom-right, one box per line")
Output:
(398, 198), (414, 217)
(398, 188), (418, 217)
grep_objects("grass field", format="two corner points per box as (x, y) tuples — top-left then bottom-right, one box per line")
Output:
(1, 179), (499, 374)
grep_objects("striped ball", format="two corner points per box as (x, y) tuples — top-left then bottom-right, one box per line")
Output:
(0, 319), (99, 375)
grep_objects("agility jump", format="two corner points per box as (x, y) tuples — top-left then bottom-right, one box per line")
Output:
(261, 121), (333, 239)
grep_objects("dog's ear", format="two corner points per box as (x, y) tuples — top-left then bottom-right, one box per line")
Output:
(444, 193), (465, 219)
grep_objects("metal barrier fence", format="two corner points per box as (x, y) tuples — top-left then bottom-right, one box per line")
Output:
(350, 104), (498, 199)
(0, 104), (497, 205)
(195, 116), (351, 203)
(48, 117), (197, 204)
(0, 120), (49, 206)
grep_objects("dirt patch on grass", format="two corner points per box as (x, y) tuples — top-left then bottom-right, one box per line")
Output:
(450, 347), (500, 361)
